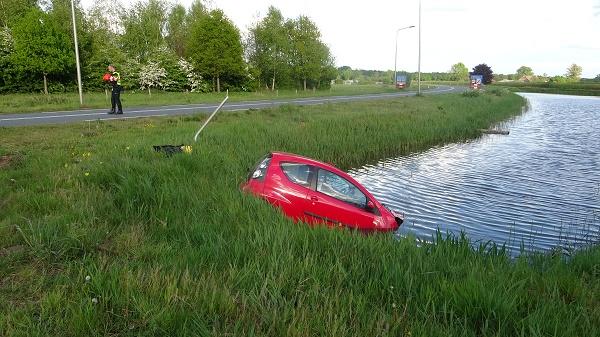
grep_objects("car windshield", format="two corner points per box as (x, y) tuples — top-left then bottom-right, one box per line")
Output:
(316, 169), (367, 208)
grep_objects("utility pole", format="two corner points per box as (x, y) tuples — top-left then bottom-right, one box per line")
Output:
(71, 0), (83, 105)
(418, 0), (422, 95)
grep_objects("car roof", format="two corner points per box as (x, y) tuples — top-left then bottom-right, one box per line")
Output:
(271, 151), (344, 174)
(269, 151), (377, 200)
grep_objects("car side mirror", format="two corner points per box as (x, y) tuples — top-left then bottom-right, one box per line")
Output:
(367, 200), (375, 209)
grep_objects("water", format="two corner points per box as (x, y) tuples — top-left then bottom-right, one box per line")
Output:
(351, 93), (600, 255)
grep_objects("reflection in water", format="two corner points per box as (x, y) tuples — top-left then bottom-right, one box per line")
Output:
(351, 93), (600, 255)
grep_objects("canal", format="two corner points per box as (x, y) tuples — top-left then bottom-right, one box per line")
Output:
(352, 93), (600, 254)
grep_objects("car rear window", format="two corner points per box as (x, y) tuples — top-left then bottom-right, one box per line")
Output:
(280, 162), (313, 188)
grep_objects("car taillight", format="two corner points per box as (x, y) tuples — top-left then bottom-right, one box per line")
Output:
(249, 156), (271, 181)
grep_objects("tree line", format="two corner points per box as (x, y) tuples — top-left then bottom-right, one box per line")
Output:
(0, 0), (336, 94)
(337, 62), (596, 85)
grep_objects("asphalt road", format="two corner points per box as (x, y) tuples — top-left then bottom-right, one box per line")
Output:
(0, 85), (461, 127)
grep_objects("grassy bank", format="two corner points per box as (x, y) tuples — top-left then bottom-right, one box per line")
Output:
(0, 84), (430, 115)
(492, 82), (600, 96)
(1, 92), (598, 336)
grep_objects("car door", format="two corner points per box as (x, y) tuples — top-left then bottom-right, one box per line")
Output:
(265, 161), (315, 220)
(305, 168), (379, 230)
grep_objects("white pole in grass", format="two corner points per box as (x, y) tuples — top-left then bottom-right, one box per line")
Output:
(194, 92), (229, 142)
(71, 0), (83, 105)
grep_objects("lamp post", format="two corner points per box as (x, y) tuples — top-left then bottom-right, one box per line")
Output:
(394, 25), (415, 88)
(417, 0), (422, 95)
(71, 0), (83, 105)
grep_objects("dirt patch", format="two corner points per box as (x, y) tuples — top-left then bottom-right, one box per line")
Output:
(0, 155), (12, 168)
(0, 245), (26, 257)
(96, 238), (116, 256)
(0, 153), (23, 169)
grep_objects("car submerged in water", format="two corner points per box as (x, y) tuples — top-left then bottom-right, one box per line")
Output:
(242, 152), (404, 232)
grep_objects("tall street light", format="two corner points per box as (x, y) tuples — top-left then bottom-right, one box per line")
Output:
(394, 25), (415, 88)
(418, 0), (422, 95)
(71, 0), (83, 105)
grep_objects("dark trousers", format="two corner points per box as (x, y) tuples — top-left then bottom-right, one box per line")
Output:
(111, 85), (123, 113)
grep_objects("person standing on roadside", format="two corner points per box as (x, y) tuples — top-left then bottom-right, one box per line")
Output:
(107, 65), (123, 114)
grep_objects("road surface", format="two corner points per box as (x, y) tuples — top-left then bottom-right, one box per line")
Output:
(0, 86), (461, 127)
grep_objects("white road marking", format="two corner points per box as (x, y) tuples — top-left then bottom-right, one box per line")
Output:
(84, 114), (168, 122)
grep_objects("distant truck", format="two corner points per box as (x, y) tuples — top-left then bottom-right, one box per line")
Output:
(395, 74), (408, 89)
(470, 74), (483, 89)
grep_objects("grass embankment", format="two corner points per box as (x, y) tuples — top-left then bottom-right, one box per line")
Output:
(1, 93), (599, 336)
(0, 84), (422, 115)
(492, 82), (600, 96)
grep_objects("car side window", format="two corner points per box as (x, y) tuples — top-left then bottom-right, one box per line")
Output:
(316, 169), (367, 208)
(280, 162), (314, 188)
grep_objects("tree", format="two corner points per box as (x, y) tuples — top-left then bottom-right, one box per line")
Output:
(120, 0), (168, 61)
(50, 0), (94, 88)
(0, 0), (37, 27)
(186, 0), (207, 28)
(0, 26), (13, 91)
(471, 63), (493, 84)
(565, 64), (582, 81)
(87, 0), (123, 34)
(178, 58), (207, 92)
(139, 60), (167, 95)
(594, 74), (600, 81)
(449, 62), (468, 81)
(338, 66), (353, 80)
(150, 46), (188, 92)
(516, 66), (533, 78)
(11, 8), (74, 94)
(316, 53), (336, 89)
(287, 15), (332, 91)
(0, 26), (12, 57)
(188, 9), (244, 92)
(166, 4), (187, 57)
(550, 75), (567, 83)
(247, 6), (290, 90)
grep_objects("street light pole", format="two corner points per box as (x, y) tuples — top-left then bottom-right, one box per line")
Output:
(394, 25), (415, 88)
(71, 0), (83, 105)
(418, 0), (422, 95)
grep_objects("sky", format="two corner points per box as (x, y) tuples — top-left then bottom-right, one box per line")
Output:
(81, 0), (600, 77)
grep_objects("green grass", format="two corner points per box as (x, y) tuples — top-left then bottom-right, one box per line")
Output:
(0, 84), (431, 115)
(1, 92), (599, 336)
(492, 82), (600, 96)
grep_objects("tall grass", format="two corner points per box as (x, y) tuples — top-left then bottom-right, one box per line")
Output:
(0, 84), (404, 114)
(1, 92), (598, 336)
(492, 82), (600, 96)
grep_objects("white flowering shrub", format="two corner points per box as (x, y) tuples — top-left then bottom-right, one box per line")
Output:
(139, 61), (168, 93)
(0, 27), (13, 57)
(178, 58), (208, 92)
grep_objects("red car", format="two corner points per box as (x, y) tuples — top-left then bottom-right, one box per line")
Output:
(242, 152), (404, 232)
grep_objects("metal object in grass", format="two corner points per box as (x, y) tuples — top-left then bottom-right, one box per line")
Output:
(194, 91), (229, 142)
(153, 144), (192, 156)
(153, 92), (229, 156)
(479, 129), (510, 135)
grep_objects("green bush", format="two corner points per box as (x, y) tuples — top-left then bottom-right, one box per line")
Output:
(486, 87), (510, 96)
(462, 90), (480, 97)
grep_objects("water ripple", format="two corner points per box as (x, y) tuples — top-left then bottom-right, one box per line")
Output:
(350, 93), (600, 255)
